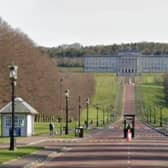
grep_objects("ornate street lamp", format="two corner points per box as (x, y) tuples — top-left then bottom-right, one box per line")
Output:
(65, 89), (70, 135)
(9, 64), (18, 151)
(160, 107), (163, 127)
(103, 105), (105, 125)
(86, 98), (90, 129)
(96, 104), (99, 127)
(59, 77), (64, 135)
(78, 96), (81, 127)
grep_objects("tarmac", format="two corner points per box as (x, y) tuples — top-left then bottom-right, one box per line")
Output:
(0, 136), (68, 168)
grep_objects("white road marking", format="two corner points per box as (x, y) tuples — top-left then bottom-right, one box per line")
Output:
(127, 144), (131, 167)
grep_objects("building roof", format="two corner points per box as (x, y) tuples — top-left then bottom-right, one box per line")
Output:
(0, 97), (38, 115)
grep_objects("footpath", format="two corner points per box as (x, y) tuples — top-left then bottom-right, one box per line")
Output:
(0, 136), (50, 168)
(0, 126), (112, 168)
(0, 136), (70, 168)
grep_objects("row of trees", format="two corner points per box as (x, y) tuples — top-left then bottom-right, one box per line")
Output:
(39, 42), (168, 67)
(0, 17), (95, 120)
(40, 42), (168, 58)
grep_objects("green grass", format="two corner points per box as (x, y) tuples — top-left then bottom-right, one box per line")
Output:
(0, 146), (42, 164)
(141, 73), (164, 85)
(34, 73), (120, 135)
(0, 117), (1, 136)
(135, 74), (168, 126)
(81, 73), (119, 126)
(34, 121), (77, 138)
(34, 122), (51, 135)
(58, 67), (84, 72)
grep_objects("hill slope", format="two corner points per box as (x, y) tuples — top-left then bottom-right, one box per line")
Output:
(0, 18), (95, 119)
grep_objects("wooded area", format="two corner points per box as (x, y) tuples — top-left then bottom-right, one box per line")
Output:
(0, 18), (95, 120)
(40, 42), (168, 67)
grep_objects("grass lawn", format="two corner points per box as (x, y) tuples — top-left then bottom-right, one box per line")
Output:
(0, 118), (1, 136)
(58, 66), (84, 72)
(135, 73), (168, 126)
(34, 121), (77, 138)
(0, 146), (42, 164)
(34, 73), (120, 135)
(81, 73), (119, 126)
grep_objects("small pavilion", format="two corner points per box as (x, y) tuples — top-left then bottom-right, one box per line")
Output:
(0, 97), (38, 137)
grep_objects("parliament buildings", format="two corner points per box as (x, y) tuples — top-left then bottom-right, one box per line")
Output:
(84, 52), (168, 75)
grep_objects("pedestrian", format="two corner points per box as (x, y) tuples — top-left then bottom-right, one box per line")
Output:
(49, 122), (55, 136)
(84, 120), (87, 128)
(127, 123), (131, 130)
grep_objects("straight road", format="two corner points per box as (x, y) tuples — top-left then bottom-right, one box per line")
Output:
(37, 125), (168, 168)
(37, 80), (168, 168)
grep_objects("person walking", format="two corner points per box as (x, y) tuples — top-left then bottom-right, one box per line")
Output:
(49, 122), (55, 136)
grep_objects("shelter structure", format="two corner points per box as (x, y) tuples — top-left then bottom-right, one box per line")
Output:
(0, 97), (38, 137)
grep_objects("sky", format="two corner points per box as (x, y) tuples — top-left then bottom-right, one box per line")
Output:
(0, 0), (168, 47)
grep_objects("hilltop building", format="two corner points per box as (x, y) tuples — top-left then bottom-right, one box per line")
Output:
(84, 52), (168, 75)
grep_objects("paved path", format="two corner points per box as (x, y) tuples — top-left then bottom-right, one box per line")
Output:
(36, 123), (167, 168)
(36, 81), (168, 168)
(123, 83), (135, 115)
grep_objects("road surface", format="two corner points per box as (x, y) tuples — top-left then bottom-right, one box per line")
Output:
(37, 81), (168, 168)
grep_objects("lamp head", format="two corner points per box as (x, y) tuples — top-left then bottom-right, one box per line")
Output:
(8, 64), (18, 80)
(86, 98), (90, 104)
(65, 89), (70, 98)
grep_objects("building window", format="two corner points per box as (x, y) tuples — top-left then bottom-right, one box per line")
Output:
(5, 115), (25, 128)
(6, 116), (12, 127)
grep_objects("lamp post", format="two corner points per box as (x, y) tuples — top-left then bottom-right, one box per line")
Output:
(154, 107), (156, 124)
(103, 106), (105, 125)
(106, 106), (108, 123)
(147, 107), (149, 123)
(78, 96), (81, 127)
(9, 64), (18, 151)
(86, 98), (89, 129)
(65, 89), (70, 135)
(60, 77), (63, 135)
(96, 104), (99, 127)
(149, 106), (152, 123)
(110, 105), (113, 121)
(108, 106), (110, 123)
(160, 107), (163, 127)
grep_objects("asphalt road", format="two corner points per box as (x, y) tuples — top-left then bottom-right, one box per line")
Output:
(37, 122), (168, 168)
(37, 82), (168, 168)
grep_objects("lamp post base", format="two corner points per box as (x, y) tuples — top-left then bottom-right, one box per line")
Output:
(65, 129), (68, 135)
(9, 137), (16, 151)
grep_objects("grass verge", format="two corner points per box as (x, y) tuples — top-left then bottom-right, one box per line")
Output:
(58, 66), (84, 72)
(0, 146), (42, 164)
(34, 73), (120, 136)
(135, 73), (168, 127)
(81, 73), (120, 126)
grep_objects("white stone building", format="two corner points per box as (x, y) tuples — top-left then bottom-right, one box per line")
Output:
(84, 52), (168, 74)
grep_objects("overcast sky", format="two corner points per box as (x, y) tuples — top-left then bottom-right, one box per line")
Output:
(0, 0), (168, 47)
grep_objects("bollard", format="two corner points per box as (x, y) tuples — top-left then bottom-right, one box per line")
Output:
(127, 129), (132, 142)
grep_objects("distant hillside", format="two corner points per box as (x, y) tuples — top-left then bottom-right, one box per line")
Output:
(40, 42), (168, 67)
(0, 18), (95, 119)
